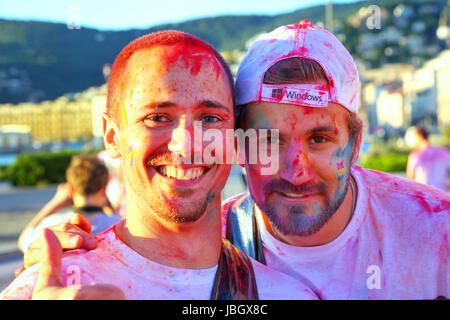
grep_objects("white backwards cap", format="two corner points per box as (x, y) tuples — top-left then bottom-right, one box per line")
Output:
(235, 20), (359, 114)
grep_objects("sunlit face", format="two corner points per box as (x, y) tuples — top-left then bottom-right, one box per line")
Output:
(110, 44), (234, 224)
(242, 101), (357, 237)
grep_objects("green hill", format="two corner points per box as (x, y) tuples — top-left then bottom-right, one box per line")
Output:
(0, 0), (446, 104)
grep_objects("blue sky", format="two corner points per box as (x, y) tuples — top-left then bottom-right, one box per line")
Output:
(0, 0), (360, 30)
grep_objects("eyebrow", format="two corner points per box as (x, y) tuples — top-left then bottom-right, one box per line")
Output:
(198, 100), (230, 112)
(304, 125), (338, 135)
(142, 100), (230, 112)
(145, 101), (176, 109)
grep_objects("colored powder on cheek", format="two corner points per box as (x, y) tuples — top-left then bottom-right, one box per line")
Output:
(128, 145), (136, 167)
(121, 103), (128, 125)
(337, 161), (345, 180)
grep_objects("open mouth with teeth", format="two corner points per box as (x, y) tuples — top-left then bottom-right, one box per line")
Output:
(282, 192), (309, 198)
(155, 165), (210, 180)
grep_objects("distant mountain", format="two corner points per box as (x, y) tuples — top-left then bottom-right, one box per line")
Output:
(0, 0), (446, 104)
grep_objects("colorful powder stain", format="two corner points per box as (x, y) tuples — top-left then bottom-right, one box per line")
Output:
(128, 145), (137, 167)
(337, 161), (345, 180)
(121, 102), (129, 125)
(161, 44), (223, 79)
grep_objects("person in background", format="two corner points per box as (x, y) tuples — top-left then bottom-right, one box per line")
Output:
(18, 154), (121, 253)
(97, 150), (127, 217)
(407, 126), (450, 192)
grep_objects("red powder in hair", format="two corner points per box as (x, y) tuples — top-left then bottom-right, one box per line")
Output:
(160, 43), (223, 78)
(107, 30), (234, 119)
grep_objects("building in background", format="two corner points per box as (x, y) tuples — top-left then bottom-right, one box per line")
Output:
(0, 124), (32, 153)
(361, 49), (450, 133)
(0, 86), (107, 145)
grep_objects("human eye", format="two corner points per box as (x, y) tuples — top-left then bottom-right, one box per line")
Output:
(201, 114), (222, 124)
(144, 114), (171, 126)
(310, 135), (328, 144)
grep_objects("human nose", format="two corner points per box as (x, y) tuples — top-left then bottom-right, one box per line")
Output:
(167, 118), (202, 160)
(279, 140), (312, 185)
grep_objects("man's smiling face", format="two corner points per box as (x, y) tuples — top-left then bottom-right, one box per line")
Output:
(242, 101), (358, 237)
(107, 44), (234, 224)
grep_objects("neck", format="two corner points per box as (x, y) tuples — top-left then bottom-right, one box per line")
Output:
(263, 175), (357, 247)
(417, 139), (429, 150)
(72, 193), (106, 209)
(115, 191), (222, 269)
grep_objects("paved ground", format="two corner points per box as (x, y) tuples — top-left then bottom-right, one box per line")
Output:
(0, 183), (58, 292)
(0, 253), (23, 292)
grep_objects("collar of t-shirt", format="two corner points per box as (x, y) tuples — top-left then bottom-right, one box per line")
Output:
(254, 167), (367, 261)
(98, 227), (218, 285)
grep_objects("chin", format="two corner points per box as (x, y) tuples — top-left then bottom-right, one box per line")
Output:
(150, 192), (211, 224)
(262, 202), (334, 237)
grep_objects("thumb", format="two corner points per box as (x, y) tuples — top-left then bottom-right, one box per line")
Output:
(34, 228), (64, 291)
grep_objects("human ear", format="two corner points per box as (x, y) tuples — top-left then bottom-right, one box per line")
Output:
(103, 113), (122, 159)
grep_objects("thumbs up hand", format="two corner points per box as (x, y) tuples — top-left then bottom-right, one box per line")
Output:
(32, 228), (125, 300)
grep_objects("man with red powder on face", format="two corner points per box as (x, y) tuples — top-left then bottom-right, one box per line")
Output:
(13, 22), (449, 300)
(0, 31), (317, 300)
(223, 20), (449, 299)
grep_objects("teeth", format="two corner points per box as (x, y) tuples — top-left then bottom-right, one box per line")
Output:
(157, 166), (205, 180)
(284, 192), (306, 198)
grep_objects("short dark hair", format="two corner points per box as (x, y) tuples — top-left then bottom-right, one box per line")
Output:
(416, 126), (429, 140)
(66, 155), (109, 196)
(107, 30), (235, 126)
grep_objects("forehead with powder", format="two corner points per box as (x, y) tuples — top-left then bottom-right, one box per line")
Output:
(122, 45), (224, 86)
(118, 45), (232, 115)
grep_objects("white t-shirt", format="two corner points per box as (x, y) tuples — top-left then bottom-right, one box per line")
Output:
(0, 227), (317, 300)
(407, 145), (450, 192)
(253, 166), (449, 299)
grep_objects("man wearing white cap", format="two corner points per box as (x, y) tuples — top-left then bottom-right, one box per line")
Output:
(225, 20), (449, 299)
(18, 21), (449, 300)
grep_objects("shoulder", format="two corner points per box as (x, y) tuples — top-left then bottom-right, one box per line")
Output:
(0, 263), (40, 299)
(352, 165), (449, 237)
(435, 146), (450, 157)
(250, 258), (318, 300)
(353, 165), (449, 210)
